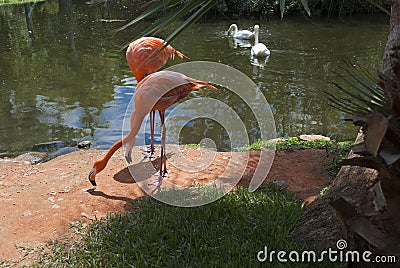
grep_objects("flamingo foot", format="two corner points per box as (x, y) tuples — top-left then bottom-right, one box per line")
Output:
(149, 175), (163, 187)
(148, 171), (169, 187)
(161, 170), (170, 178)
(140, 146), (156, 159)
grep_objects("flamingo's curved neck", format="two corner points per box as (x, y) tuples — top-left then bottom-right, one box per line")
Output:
(101, 140), (122, 165)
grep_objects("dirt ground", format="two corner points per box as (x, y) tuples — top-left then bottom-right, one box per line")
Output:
(0, 146), (334, 266)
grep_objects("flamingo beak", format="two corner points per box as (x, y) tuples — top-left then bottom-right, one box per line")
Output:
(88, 168), (97, 187)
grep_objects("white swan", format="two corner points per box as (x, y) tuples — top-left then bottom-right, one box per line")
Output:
(251, 25), (270, 58)
(227, 24), (255, 40)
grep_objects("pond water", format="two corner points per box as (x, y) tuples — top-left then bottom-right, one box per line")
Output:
(0, 0), (389, 156)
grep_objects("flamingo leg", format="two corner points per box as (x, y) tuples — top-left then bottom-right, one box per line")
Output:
(140, 111), (156, 158)
(149, 110), (168, 187)
(160, 110), (168, 178)
(150, 110), (155, 158)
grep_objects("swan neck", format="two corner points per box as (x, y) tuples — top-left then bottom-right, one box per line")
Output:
(232, 24), (238, 34)
(254, 28), (259, 45)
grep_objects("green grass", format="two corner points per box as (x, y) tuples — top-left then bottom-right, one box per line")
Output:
(238, 137), (351, 152)
(33, 184), (312, 267)
(325, 141), (353, 175)
(238, 137), (353, 176)
(183, 143), (201, 148)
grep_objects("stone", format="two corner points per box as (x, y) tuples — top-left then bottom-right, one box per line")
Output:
(299, 134), (330, 141)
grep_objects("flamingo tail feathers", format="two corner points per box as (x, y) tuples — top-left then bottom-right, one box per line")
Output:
(192, 81), (218, 91)
(171, 48), (189, 60)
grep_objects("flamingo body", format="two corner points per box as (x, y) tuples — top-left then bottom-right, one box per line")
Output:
(123, 70), (216, 162)
(88, 71), (216, 186)
(126, 37), (186, 82)
(126, 37), (187, 159)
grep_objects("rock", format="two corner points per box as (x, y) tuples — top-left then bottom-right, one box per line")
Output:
(23, 211), (32, 217)
(299, 134), (330, 141)
(14, 152), (50, 164)
(78, 141), (91, 149)
(32, 141), (73, 152)
(272, 180), (286, 187)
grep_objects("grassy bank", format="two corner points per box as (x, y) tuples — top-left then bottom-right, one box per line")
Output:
(33, 184), (308, 267)
(240, 137), (353, 175)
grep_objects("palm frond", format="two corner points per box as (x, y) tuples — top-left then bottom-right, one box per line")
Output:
(341, 61), (386, 100)
(365, 0), (390, 15)
(328, 61), (389, 116)
(164, 0), (215, 44)
(117, 0), (313, 48)
(326, 92), (370, 115)
(116, 0), (176, 33)
(280, 0), (311, 18)
(333, 74), (385, 111)
(142, 0), (215, 59)
(299, 0), (311, 16)
(118, 0), (216, 47)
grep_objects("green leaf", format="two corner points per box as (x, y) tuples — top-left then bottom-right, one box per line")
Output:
(366, 0), (390, 15)
(332, 76), (385, 113)
(164, 0), (216, 45)
(328, 61), (390, 117)
(116, 0), (175, 33)
(299, 0), (311, 16)
(118, 0), (216, 50)
(340, 62), (386, 106)
(325, 90), (369, 114)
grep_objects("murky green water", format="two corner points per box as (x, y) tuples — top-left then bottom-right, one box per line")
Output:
(0, 1), (389, 156)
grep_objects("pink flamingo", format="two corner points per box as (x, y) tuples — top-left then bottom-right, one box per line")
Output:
(126, 37), (187, 82)
(126, 37), (187, 158)
(88, 70), (216, 187)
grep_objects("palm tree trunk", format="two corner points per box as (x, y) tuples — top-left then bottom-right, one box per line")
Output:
(383, 0), (400, 74)
(296, 2), (400, 264)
